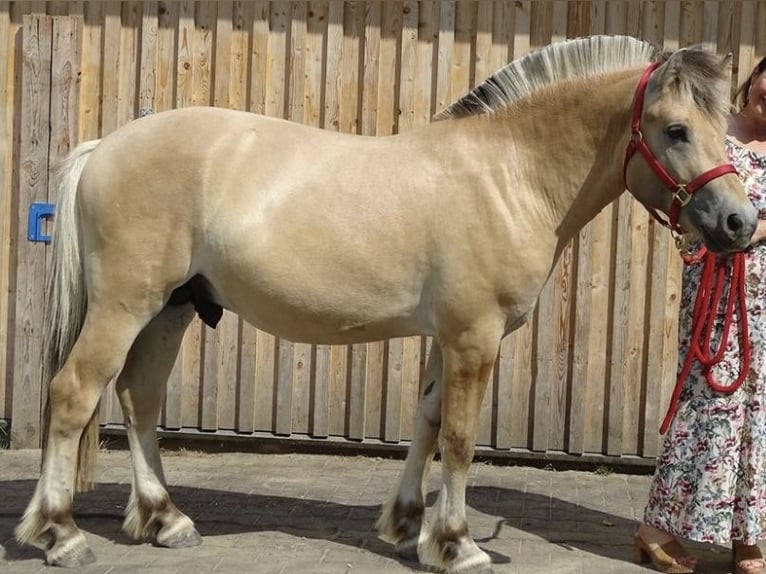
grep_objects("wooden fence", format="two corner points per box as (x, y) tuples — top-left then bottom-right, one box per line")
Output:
(2, 1), (765, 463)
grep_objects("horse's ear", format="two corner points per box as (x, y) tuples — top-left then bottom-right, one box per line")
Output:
(719, 52), (733, 76)
(653, 50), (684, 90)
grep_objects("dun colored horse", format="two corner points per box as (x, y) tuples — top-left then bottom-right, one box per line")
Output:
(16, 35), (756, 573)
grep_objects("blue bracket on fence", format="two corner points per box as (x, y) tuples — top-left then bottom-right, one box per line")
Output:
(27, 202), (56, 244)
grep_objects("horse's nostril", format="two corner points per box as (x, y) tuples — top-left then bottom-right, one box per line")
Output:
(727, 213), (744, 235)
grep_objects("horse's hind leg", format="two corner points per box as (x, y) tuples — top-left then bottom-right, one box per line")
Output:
(377, 342), (443, 560)
(116, 304), (200, 548)
(15, 304), (154, 567)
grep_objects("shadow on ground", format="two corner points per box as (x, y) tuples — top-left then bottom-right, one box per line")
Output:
(2, 478), (734, 571)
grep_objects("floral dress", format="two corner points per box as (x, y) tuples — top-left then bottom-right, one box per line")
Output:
(644, 139), (766, 545)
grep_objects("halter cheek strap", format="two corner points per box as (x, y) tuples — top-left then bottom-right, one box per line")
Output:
(623, 62), (738, 233)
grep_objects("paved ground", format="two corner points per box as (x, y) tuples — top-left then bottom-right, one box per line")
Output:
(0, 448), (749, 573)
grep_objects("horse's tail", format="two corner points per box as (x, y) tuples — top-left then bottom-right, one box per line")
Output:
(42, 139), (101, 492)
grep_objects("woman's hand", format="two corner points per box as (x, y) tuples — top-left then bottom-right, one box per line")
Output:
(749, 220), (766, 246)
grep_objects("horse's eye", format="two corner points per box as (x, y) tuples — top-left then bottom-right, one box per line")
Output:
(666, 124), (688, 142)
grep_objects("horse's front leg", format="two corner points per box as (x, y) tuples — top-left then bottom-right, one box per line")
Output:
(377, 342), (443, 560)
(426, 326), (500, 574)
(116, 304), (201, 549)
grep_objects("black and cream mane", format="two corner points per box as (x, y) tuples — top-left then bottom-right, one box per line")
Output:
(436, 35), (730, 123)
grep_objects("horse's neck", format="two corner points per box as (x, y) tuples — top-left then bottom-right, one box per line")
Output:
(480, 70), (640, 253)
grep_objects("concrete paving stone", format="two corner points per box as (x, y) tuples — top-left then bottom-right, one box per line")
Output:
(1, 449), (760, 573)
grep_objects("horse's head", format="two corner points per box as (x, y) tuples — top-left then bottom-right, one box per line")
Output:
(624, 48), (757, 252)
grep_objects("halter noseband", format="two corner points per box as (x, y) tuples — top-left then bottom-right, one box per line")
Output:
(622, 61), (737, 233)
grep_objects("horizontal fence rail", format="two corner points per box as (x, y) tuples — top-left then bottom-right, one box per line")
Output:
(2, 1), (765, 464)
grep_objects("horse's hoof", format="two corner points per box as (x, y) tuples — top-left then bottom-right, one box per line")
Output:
(447, 567), (493, 574)
(395, 544), (419, 563)
(157, 527), (203, 549)
(46, 542), (96, 568)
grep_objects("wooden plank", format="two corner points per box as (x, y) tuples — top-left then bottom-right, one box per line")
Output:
(641, 0), (665, 51)
(0, 1), (14, 419)
(338, 0), (363, 134)
(606, 195), (632, 456)
(416, 0), (438, 121)
(11, 14), (52, 448)
(116, 1), (140, 128)
(566, 0), (591, 38)
(265, 1), (288, 118)
(360, 1), (381, 135)
(701, 0), (719, 51)
(154, 0), (177, 113)
(663, 0), (681, 51)
(323, 0), (344, 131)
(642, 221), (669, 457)
(254, 330), (277, 432)
(313, 343), (330, 438)
(434, 0), (454, 113)
(398, 0), (418, 133)
(275, 338), (294, 435)
(622, 204), (650, 456)
(213, 1), (232, 109)
(248, 1), (269, 115)
(238, 318), (257, 433)
(138, 1), (158, 113)
(568, 223), (591, 454)
(77, 0), (102, 141)
(551, 0), (567, 43)
(584, 207), (610, 453)
(200, 324), (219, 431)
(450, 0), (473, 102)
(757, 1), (766, 60)
(176, 0), (194, 109)
(192, 0), (214, 107)
(215, 312), (239, 430)
(679, 0), (702, 47)
(384, 338), (403, 442)
(347, 343), (365, 439)
(330, 345), (349, 437)
(529, 0), (552, 50)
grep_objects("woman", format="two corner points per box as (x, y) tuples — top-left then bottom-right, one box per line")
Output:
(635, 56), (766, 574)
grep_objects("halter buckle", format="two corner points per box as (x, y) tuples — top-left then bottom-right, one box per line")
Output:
(673, 185), (691, 206)
(630, 130), (643, 144)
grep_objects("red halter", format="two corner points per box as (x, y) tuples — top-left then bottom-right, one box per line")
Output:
(622, 61), (738, 233)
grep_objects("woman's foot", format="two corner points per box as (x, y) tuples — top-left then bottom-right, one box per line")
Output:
(734, 542), (766, 574)
(634, 524), (697, 573)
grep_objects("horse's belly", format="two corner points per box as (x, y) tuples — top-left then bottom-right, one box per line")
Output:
(206, 270), (430, 345)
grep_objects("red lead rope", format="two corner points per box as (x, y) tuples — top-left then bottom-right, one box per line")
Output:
(659, 247), (751, 434)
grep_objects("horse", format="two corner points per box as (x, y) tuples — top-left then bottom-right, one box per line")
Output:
(15, 35), (756, 573)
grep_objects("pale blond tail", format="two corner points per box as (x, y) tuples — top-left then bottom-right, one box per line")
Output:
(41, 140), (101, 492)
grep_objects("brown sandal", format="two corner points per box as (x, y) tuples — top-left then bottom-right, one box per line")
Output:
(734, 542), (766, 574)
(633, 532), (696, 573)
